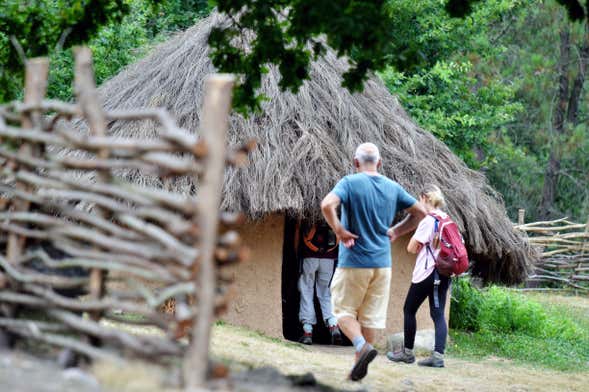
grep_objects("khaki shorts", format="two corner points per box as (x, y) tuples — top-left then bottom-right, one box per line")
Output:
(330, 267), (391, 329)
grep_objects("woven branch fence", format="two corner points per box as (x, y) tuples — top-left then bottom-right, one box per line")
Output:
(514, 210), (589, 291)
(0, 47), (253, 389)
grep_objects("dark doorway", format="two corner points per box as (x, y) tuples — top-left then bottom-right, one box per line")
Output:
(281, 215), (350, 345)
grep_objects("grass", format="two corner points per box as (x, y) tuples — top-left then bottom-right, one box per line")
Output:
(449, 331), (589, 371)
(448, 280), (589, 372)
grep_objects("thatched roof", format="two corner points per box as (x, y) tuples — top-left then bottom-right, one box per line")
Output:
(93, 12), (536, 284)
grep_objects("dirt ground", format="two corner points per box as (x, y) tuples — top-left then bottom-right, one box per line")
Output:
(209, 323), (589, 392)
(2, 293), (588, 391)
(2, 321), (588, 392)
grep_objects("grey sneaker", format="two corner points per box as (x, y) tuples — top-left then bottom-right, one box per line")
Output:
(386, 348), (415, 364)
(298, 332), (312, 345)
(349, 343), (378, 381)
(418, 351), (444, 367)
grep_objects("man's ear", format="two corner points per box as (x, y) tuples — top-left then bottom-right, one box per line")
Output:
(353, 158), (360, 168)
(377, 158), (382, 169)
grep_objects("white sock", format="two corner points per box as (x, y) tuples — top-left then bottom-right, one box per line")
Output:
(352, 336), (366, 352)
(326, 317), (338, 327)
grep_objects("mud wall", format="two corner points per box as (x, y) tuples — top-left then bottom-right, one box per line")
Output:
(221, 213), (285, 337)
(222, 215), (450, 342)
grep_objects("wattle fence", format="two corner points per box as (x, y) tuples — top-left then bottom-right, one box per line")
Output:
(514, 211), (589, 291)
(0, 47), (253, 388)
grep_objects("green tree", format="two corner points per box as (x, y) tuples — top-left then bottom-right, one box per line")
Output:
(0, 0), (129, 101)
(3, 0), (585, 113)
(0, 0), (210, 102)
(378, 0), (588, 221)
(501, 3), (588, 220)
(378, 0), (525, 169)
(381, 61), (522, 168)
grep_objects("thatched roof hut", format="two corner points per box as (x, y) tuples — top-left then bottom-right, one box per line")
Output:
(92, 12), (537, 340)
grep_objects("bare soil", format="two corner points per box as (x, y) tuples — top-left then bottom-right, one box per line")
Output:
(209, 323), (589, 392)
(3, 293), (588, 391)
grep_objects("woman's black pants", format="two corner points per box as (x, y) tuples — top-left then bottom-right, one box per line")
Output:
(403, 270), (450, 354)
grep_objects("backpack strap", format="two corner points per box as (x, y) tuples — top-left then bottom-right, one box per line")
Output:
(425, 244), (435, 270)
(433, 269), (441, 308)
(303, 224), (339, 253)
(303, 225), (319, 252)
(424, 214), (439, 269)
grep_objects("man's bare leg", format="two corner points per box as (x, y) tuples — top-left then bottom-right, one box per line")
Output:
(338, 317), (379, 345)
(361, 327), (378, 345)
(337, 315), (362, 343)
(338, 316), (378, 381)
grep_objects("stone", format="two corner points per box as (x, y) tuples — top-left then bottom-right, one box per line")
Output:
(61, 367), (100, 390)
(387, 329), (435, 356)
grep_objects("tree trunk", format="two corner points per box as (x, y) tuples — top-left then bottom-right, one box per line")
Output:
(540, 28), (570, 218)
(566, 23), (589, 126)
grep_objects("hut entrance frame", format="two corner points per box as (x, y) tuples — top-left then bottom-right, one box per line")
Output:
(280, 216), (348, 345)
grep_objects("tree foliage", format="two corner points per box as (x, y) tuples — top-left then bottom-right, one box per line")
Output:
(0, 0), (128, 61)
(209, 0), (401, 113)
(379, 0), (524, 168)
(1, 0), (587, 222)
(0, 0), (209, 102)
(381, 61), (522, 168)
(380, 0), (588, 221)
(487, 2), (589, 220)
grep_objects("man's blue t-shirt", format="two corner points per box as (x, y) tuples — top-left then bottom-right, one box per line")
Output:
(332, 173), (417, 268)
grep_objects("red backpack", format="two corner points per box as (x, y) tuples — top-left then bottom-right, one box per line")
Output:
(428, 212), (469, 277)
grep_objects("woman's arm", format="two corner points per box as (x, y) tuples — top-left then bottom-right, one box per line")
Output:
(387, 201), (427, 242)
(407, 237), (424, 254)
(406, 213), (433, 254)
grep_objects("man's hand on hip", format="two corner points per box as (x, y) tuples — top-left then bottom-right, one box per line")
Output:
(336, 227), (359, 248)
(387, 227), (399, 243)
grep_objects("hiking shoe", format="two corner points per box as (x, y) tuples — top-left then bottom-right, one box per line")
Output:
(386, 348), (415, 364)
(418, 351), (444, 368)
(349, 343), (378, 381)
(329, 325), (343, 345)
(299, 332), (313, 345)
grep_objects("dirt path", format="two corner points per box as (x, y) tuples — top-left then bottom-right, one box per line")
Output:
(3, 294), (588, 391)
(210, 324), (589, 392)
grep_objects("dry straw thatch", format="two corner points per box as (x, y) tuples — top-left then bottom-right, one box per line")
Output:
(90, 12), (536, 284)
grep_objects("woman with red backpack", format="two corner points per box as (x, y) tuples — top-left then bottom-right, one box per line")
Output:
(386, 184), (460, 368)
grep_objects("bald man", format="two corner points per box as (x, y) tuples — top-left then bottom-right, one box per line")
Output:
(321, 142), (426, 381)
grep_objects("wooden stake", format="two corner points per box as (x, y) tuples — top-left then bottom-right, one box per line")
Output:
(7, 57), (48, 263)
(73, 47), (109, 323)
(518, 209), (526, 225)
(573, 215), (589, 282)
(184, 74), (234, 390)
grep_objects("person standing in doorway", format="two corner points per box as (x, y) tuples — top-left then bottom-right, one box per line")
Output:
(296, 220), (342, 345)
(321, 142), (426, 381)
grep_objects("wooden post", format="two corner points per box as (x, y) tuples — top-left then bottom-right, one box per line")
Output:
(6, 58), (49, 263)
(184, 74), (234, 390)
(73, 47), (109, 322)
(518, 209), (526, 226)
(573, 215), (589, 287)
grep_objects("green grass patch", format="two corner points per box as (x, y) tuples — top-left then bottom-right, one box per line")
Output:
(449, 331), (589, 371)
(448, 278), (589, 371)
(111, 312), (147, 323)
